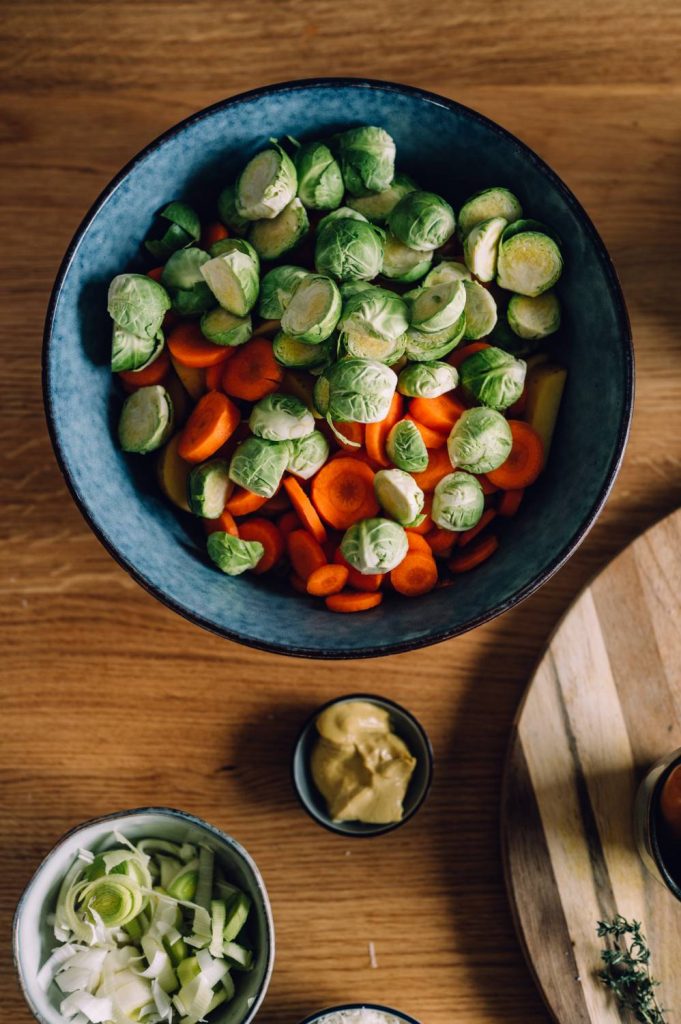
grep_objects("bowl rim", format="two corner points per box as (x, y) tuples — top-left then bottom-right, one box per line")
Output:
(290, 691), (434, 837)
(12, 806), (275, 1024)
(42, 76), (634, 660)
(296, 1003), (422, 1024)
(649, 750), (681, 900)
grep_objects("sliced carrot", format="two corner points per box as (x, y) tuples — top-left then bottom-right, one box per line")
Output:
(118, 348), (171, 390)
(424, 527), (457, 558)
(405, 494), (433, 535)
(289, 572), (308, 594)
(205, 358), (232, 391)
(238, 517), (284, 574)
(404, 415), (447, 449)
(278, 510), (302, 539)
(201, 221), (229, 249)
(329, 448), (381, 470)
(411, 447), (453, 492)
(332, 421), (365, 451)
(449, 534), (499, 573)
(459, 509), (496, 547)
(258, 490), (291, 517)
(146, 266), (165, 282)
(447, 341), (492, 370)
(325, 590), (384, 613)
(306, 563), (350, 597)
(409, 394), (466, 434)
(476, 474), (499, 496)
(390, 552), (438, 597)
(287, 529), (327, 580)
(203, 509), (239, 538)
(486, 420), (544, 489)
(407, 532), (432, 555)
(167, 321), (233, 369)
(225, 487), (270, 517)
(283, 476), (327, 544)
(177, 391), (241, 463)
(365, 391), (404, 466)
(221, 337), (283, 401)
(333, 549), (382, 592)
(310, 457), (378, 530)
(498, 488), (525, 518)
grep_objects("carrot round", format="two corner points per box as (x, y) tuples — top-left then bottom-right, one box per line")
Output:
(177, 391), (241, 463)
(333, 549), (382, 592)
(205, 358), (232, 391)
(306, 563), (349, 597)
(332, 421), (365, 451)
(238, 517), (284, 573)
(310, 457), (378, 530)
(405, 494), (433, 535)
(486, 420), (544, 489)
(225, 486), (270, 517)
(203, 509), (239, 538)
(118, 348), (171, 390)
(409, 394), (466, 434)
(390, 552), (438, 597)
(449, 533), (499, 573)
(404, 414), (447, 449)
(365, 391), (404, 466)
(458, 508), (496, 547)
(407, 532), (432, 555)
(201, 221), (229, 249)
(278, 510), (301, 539)
(424, 527), (457, 558)
(411, 448), (453, 492)
(221, 337), (283, 401)
(498, 488), (525, 518)
(167, 321), (233, 368)
(146, 266), (165, 282)
(283, 476), (328, 544)
(476, 474), (499, 496)
(287, 529), (327, 580)
(325, 590), (384, 613)
(447, 341), (492, 370)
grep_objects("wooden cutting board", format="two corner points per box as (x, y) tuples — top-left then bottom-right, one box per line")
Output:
(501, 508), (681, 1023)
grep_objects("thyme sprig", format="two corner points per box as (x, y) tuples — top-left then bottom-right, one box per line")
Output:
(597, 916), (667, 1024)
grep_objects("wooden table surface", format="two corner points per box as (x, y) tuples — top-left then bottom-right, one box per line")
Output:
(2, 2), (681, 1022)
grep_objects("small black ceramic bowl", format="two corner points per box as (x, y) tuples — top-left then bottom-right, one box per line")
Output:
(297, 1005), (421, 1024)
(634, 747), (681, 901)
(291, 693), (433, 837)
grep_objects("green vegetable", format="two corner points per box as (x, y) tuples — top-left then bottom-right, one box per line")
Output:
(111, 324), (163, 373)
(460, 346), (525, 410)
(187, 459), (232, 518)
(340, 280), (374, 300)
(167, 860), (199, 900)
(432, 472), (484, 531)
(347, 173), (417, 223)
(501, 218), (561, 247)
(313, 372), (330, 416)
(258, 265), (309, 320)
(342, 329), (405, 364)
(217, 184), (250, 235)
(249, 197), (309, 259)
(280, 274), (341, 343)
(457, 187), (522, 239)
(461, 279), (498, 340)
(374, 468), (425, 525)
(423, 260), (472, 288)
(107, 273), (171, 341)
(397, 361), (458, 398)
(287, 430), (330, 479)
(228, 436), (290, 497)
(325, 357), (397, 423)
(507, 290), (561, 338)
(273, 331), (334, 369)
(315, 217), (384, 281)
(200, 307), (252, 347)
(207, 531), (264, 575)
(200, 240), (260, 317)
(388, 190), (456, 252)
(222, 942), (253, 971)
(294, 140), (344, 210)
(339, 285), (408, 343)
(236, 143), (297, 220)
(223, 892), (251, 942)
(336, 125), (396, 196)
(463, 216), (507, 282)
(249, 393), (315, 441)
(317, 206), (369, 230)
(496, 230), (563, 296)
(386, 419), (429, 472)
(489, 316), (543, 358)
(118, 385), (173, 454)
(341, 517), (408, 574)
(597, 916), (667, 1024)
(145, 201), (200, 260)
(161, 247), (214, 315)
(408, 280), (466, 334)
(404, 311), (466, 362)
(380, 232), (433, 282)
(447, 406), (512, 473)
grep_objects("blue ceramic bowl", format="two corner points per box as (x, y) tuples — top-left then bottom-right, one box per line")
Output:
(13, 808), (274, 1024)
(43, 78), (633, 658)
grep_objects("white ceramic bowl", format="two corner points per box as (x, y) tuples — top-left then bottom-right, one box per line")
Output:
(13, 807), (275, 1024)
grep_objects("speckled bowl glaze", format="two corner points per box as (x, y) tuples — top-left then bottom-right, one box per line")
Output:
(291, 693), (433, 837)
(13, 808), (274, 1024)
(44, 78), (633, 658)
(297, 1004), (422, 1024)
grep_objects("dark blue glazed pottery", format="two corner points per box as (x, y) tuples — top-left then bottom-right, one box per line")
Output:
(43, 78), (633, 658)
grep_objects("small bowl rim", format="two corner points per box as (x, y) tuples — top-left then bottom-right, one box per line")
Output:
(43, 76), (634, 660)
(649, 751), (681, 901)
(12, 806), (275, 1024)
(291, 692), (434, 838)
(296, 1003), (422, 1024)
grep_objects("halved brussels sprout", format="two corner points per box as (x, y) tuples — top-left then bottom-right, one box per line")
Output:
(423, 260), (472, 288)
(294, 140), (344, 210)
(145, 201), (201, 260)
(336, 126), (396, 197)
(249, 393), (315, 441)
(343, 329), (405, 364)
(457, 187), (523, 239)
(200, 307), (252, 347)
(228, 437), (290, 497)
(347, 173), (417, 223)
(386, 419), (428, 473)
(280, 274), (341, 343)
(236, 143), (297, 220)
(388, 191), (456, 252)
(408, 280), (466, 334)
(462, 279), (498, 340)
(287, 430), (330, 479)
(249, 198), (309, 260)
(501, 218), (561, 247)
(217, 184), (250, 236)
(108, 274), (171, 341)
(187, 458), (232, 518)
(340, 517), (408, 574)
(507, 291), (561, 339)
(397, 361), (458, 398)
(340, 280), (374, 301)
(313, 371), (330, 416)
(339, 285), (408, 343)
(489, 317), (543, 359)
(380, 233), (433, 282)
(200, 240), (260, 317)
(161, 247), (210, 290)
(496, 232), (563, 296)
(404, 311), (466, 362)
(118, 385), (173, 454)
(111, 324), (163, 373)
(315, 217), (384, 281)
(326, 357), (398, 423)
(463, 217), (507, 282)
(273, 331), (334, 369)
(447, 406), (512, 474)
(460, 346), (526, 411)
(207, 531), (264, 575)
(432, 472), (484, 531)
(258, 265), (309, 320)
(374, 468), (425, 525)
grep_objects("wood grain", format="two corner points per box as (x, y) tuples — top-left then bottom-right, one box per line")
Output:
(502, 509), (681, 1023)
(2, 2), (681, 1022)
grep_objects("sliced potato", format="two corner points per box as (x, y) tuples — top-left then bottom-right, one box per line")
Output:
(524, 362), (567, 465)
(169, 354), (206, 401)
